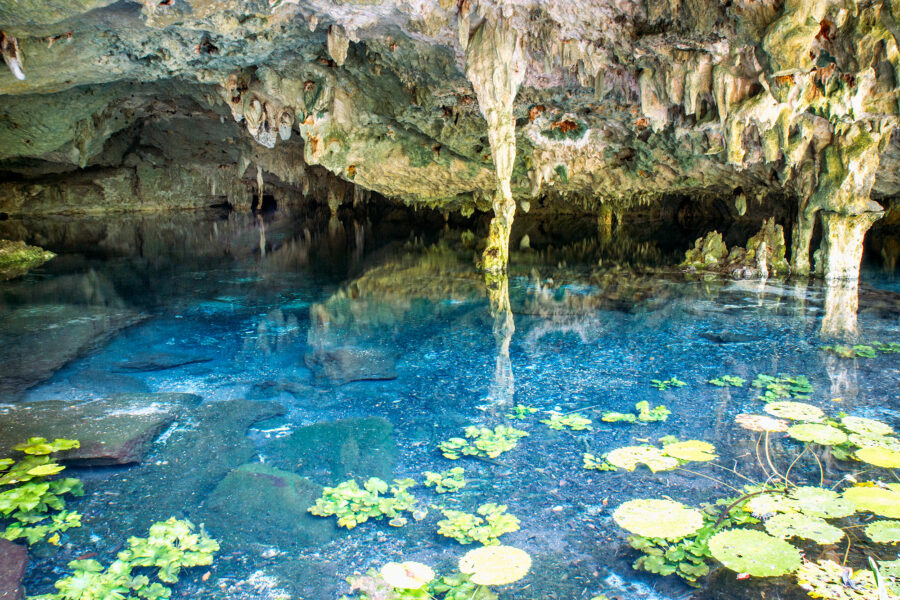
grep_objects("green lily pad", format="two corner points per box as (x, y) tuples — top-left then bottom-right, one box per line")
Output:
(864, 520), (900, 544)
(661, 440), (717, 462)
(708, 529), (801, 577)
(612, 499), (703, 540)
(763, 512), (844, 544)
(843, 485), (900, 518)
(855, 447), (900, 468)
(606, 446), (678, 473)
(848, 433), (900, 451)
(797, 560), (883, 600)
(744, 494), (797, 517)
(788, 486), (855, 519)
(841, 416), (894, 437)
(787, 423), (847, 446)
(764, 402), (825, 422)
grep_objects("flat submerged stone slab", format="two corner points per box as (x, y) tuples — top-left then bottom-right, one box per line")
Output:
(0, 540), (27, 600)
(0, 393), (201, 465)
(305, 347), (397, 385)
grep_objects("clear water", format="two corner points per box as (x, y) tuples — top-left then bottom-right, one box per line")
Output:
(2, 208), (899, 600)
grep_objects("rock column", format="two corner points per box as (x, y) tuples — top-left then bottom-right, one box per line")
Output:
(465, 18), (525, 274)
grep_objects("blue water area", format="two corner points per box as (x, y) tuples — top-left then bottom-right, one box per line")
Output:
(2, 209), (899, 600)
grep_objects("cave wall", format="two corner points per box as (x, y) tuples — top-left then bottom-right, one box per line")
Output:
(0, 0), (899, 279)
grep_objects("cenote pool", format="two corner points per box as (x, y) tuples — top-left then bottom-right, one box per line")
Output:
(1, 207), (899, 600)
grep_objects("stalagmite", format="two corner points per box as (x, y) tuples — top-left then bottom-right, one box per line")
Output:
(464, 18), (525, 274)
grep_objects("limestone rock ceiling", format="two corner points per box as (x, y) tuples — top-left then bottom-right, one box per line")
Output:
(0, 0), (898, 277)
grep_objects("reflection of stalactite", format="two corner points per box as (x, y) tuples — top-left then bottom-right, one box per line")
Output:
(821, 282), (859, 337)
(823, 353), (859, 402)
(484, 272), (515, 407)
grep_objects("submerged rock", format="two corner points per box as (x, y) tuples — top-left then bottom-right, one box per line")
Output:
(0, 239), (54, 280)
(304, 346), (397, 385)
(114, 352), (213, 372)
(265, 416), (397, 485)
(0, 393), (201, 465)
(203, 463), (336, 549)
(0, 540), (26, 600)
(0, 304), (144, 398)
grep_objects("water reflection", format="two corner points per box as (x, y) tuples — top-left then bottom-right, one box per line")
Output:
(821, 281), (859, 337)
(484, 272), (514, 407)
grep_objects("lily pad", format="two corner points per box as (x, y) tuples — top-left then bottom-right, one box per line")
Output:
(763, 512), (844, 544)
(848, 433), (900, 451)
(764, 402), (825, 422)
(855, 447), (900, 468)
(661, 440), (717, 462)
(744, 494), (797, 517)
(787, 423), (847, 446)
(841, 416), (894, 437)
(606, 446), (678, 472)
(458, 545), (531, 585)
(843, 485), (900, 518)
(380, 562), (435, 589)
(708, 529), (801, 577)
(735, 414), (789, 433)
(612, 499), (703, 540)
(788, 486), (855, 519)
(864, 520), (900, 544)
(796, 560), (884, 600)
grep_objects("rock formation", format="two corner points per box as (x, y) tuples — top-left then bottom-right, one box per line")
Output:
(0, 0), (898, 280)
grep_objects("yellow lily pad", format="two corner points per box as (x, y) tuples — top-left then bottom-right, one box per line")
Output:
(606, 446), (678, 472)
(764, 401), (825, 422)
(458, 545), (531, 585)
(855, 447), (900, 469)
(841, 416), (894, 436)
(612, 499), (703, 540)
(661, 440), (717, 462)
(787, 423), (847, 446)
(843, 485), (900, 518)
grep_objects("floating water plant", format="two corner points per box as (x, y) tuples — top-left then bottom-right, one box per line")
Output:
(708, 529), (801, 577)
(735, 414), (789, 432)
(439, 426), (529, 460)
(582, 453), (616, 471)
(821, 344), (878, 358)
(0, 437), (83, 546)
(458, 545), (531, 585)
(587, 438), (716, 473)
(865, 520), (900, 544)
(37, 518), (218, 600)
(540, 411), (592, 431)
(661, 440), (717, 462)
(651, 377), (686, 391)
(436, 503), (519, 545)
(380, 561), (435, 589)
(308, 477), (417, 529)
(763, 401), (825, 422)
(424, 467), (466, 494)
(709, 375), (745, 387)
(787, 423), (848, 446)
(613, 499), (703, 540)
(796, 560), (887, 600)
(842, 416), (894, 436)
(752, 374), (812, 402)
(843, 484), (900, 518)
(855, 447), (900, 468)
(505, 405), (537, 420)
(601, 401), (669, 423)
(605, 445), (678, 472)
(788, 486), (856, 519)
(344, 563), (496, 600)
(763, 512), (844, 544)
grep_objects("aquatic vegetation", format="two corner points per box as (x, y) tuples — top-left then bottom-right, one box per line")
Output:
(601, 401), (669, 424)
(33, 518), (218, 600)
(380, 562), (435, 589)
(424, 467), (466, 494)
(438, 426), (528, 460)
(709, 375), (745, 387)
(587, 438), (716, 473)
(843, 484), (900, 518)
(436, 503), (519, 545)
(864, 520), (900, 544)
(0, 437), (83, 545)
(842, 416), (894, 436)
(540, 411), (592, 431)
(431, 573), (498, 600)
(458, 545), (531, 585)
(796, 560), (889, 600)
(787, 486), (856, 519)
(735, 414), (789, 432)
(787, 423), (848, 445)
(763, 401), (825, 422)
(505, 405), (537, 420)
(855, 447), (900, 468)
(763, 512), (844, 544)
(752, 374), (812, 401)
(308, 477), (417, 529)
(612, 499), (703, 540)
(650, 377), (686, 391)
(707, 529), (802, 577)
(343, 562), (502, 600)
(822, 342), (900, 358)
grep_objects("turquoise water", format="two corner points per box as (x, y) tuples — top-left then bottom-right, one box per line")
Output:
(3, 209), (900, 600)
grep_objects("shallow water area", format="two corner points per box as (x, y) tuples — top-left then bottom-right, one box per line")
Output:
(1, 208), (899, 600)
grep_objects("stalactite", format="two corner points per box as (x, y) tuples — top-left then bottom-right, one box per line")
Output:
(464, 17), (525, 274)
(0, 32), (24, 80)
